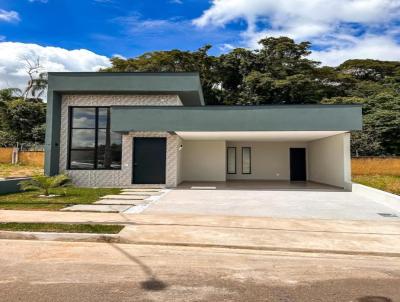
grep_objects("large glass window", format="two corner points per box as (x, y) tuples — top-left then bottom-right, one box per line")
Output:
(242, 147), (251, 174)
(227, 147), (236, 174)
(68, 107), (122, 170)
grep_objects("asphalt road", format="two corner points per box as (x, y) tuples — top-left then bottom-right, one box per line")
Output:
(1, 239), (400, 302)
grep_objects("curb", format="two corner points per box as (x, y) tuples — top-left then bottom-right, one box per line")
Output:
(2, 230), (400, 258)
(0, 230), (120, 243)
(116, 239), (400, 258)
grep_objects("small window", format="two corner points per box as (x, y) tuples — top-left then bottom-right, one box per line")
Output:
(227, 147), (236, 174)
(242, 147), (251, 174)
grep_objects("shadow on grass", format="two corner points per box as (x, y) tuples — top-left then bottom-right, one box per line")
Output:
(109, 243), (168, 291)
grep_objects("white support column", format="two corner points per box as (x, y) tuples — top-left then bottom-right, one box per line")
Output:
(308, 133), (352, 190)
(342, 132), (352, 191)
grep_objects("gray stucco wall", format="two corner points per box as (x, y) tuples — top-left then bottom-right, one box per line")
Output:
(44, 72), (205, 177)
(111, 105), (363, 132)
(59, 95), (182, 187)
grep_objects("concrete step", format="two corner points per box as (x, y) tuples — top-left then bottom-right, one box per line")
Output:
(94, 199), (149, 206)
(101, 195), (147, 200)
(122, 189), (163, 192)
(119, 192), (161, 196)
(60, 204), (132, 213)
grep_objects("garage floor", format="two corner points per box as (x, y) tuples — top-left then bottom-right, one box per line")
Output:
(144, 181), (400, 220)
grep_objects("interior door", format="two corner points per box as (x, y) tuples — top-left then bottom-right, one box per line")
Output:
(290, 148), (307, 181)
(133, 138), (166, 184)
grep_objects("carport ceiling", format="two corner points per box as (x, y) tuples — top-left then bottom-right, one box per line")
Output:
(176, 131), (346, 142)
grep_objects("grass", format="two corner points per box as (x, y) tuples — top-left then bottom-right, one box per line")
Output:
(0, 187), (121, 211)
(0, 222), (124, 234)
(351, 157), (400, 196)
(352, 157), (400, 176)
(0, 163), (43, 178)
(353, 175), (400, 196)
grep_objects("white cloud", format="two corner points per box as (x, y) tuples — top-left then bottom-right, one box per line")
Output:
(311, 35), (400, 66)
(0, 9), (20, 22)
(114, 14), (185, 34)
(28, 0), (49, 3)
(219, 43), (235, 52)
(193, 0), (400, 65)
(0, 42), (111, 92)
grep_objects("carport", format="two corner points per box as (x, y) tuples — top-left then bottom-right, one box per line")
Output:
(175, 131), (352, 190)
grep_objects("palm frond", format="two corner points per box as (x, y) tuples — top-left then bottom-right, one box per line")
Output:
(49, 174), (72, 188)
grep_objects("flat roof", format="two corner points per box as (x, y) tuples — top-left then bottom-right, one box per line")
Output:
(47, 72), (205, 106)
(110, 104), (363, 132)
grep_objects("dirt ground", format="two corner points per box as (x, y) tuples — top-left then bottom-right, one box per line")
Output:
(0, 163), (43, 178)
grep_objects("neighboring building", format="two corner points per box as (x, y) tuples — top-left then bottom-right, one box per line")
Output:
(45, 72), (362, 190)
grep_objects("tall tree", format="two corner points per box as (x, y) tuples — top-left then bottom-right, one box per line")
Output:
(103, 37), (400, 155)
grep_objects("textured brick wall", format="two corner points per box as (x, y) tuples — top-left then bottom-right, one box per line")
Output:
(59, 94), (182, 187)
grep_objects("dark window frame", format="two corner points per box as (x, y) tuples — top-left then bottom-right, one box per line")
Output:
(226, 147), (237, 174)
(241, 147), (252, 174)
(67, 106), (122, 170)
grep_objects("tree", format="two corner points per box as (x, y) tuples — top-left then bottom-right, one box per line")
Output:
(103, 46), (220, 104)
(0, 88), (22, 132)
(22, 57), (48, 100)
(103, 36), (400, 155)
(20, 174), (72, 196)
(3, 99), (46, 143)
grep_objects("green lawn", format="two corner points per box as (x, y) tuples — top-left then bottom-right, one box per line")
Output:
(0, 187), (121, 211)
(353, 175), (400, 196)
(0, 222), (124, 233)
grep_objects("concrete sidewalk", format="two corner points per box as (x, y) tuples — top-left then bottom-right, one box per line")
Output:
(119, 223), (400, 257)
(1, 210), (400, 233)
(1, 210), (400, 256)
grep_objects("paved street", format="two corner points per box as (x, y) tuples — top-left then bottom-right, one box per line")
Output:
(1, 239), (400, 302)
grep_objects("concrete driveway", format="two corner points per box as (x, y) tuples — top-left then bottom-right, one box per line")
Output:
(144, 182), (400, 221)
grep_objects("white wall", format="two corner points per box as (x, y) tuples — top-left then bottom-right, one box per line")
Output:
(226, 142), (307, 180)
(176, 136), (183, 185)
(308, 133), (351, 189)
(181, 140), (226, 182)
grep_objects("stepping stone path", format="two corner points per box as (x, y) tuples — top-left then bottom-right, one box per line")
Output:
(94, 199), (148, 205)
(61, 204), (132, 213)
(100, 195), (147, 200)
(61, 187), (166, 213)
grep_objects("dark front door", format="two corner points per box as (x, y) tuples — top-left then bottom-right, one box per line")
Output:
(290, 148), (307, 181)
(133, 138), (166, 184)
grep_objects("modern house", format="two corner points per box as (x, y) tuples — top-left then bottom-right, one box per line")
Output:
(45, 72), (362, 190)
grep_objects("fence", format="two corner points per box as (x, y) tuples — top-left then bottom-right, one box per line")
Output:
(352, 157), (400, 176)
(0, 148), (44, 167)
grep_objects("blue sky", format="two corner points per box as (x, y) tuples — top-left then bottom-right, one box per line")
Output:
(0, 0), (400, 90)
(0, 0), (234, 56)
(0, 0), (242, 57)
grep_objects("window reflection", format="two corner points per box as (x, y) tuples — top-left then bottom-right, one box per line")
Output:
(72, 108), (96, 128)
(71, 129), (96, 149)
